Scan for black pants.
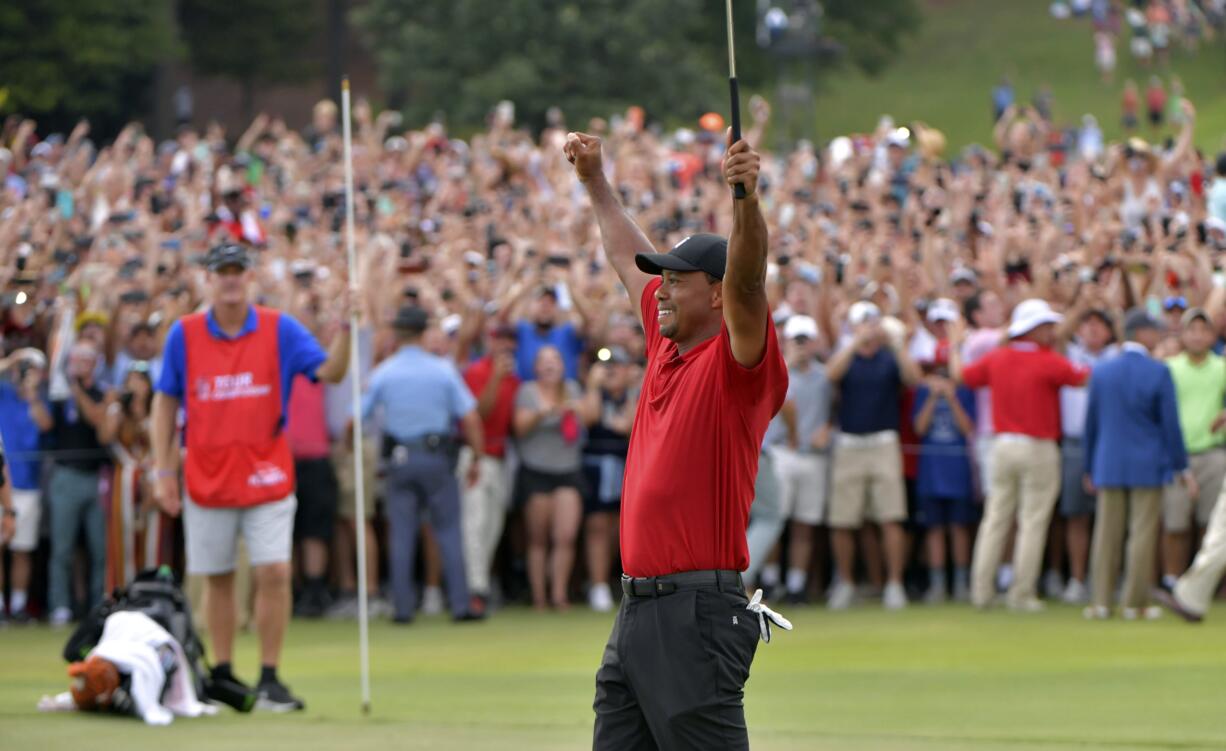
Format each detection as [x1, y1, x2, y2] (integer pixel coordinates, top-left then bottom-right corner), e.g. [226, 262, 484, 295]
[593, 573, 760, 750]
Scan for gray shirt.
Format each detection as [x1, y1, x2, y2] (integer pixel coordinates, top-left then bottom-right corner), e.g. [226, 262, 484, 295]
[765, 360, 833, 451]
[515, 380, 584, 473]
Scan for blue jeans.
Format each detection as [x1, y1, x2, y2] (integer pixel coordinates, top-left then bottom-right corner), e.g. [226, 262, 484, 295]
[48, 465, 105, 614]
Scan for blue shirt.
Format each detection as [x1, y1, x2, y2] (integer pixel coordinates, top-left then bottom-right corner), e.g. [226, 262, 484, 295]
[155, 307, 327, 420]
[838, 349, 902, 435]
[0, 381, 45, 489]
[362, 345, 477, 442]
[515, 320, 583, 381]
[912, 385, 976, 501]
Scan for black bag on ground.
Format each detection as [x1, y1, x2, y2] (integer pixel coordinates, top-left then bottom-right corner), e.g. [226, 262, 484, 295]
[62, 566, 254, 713]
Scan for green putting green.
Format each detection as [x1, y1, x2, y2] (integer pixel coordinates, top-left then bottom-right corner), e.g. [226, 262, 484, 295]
[2, 603, 1224, 750]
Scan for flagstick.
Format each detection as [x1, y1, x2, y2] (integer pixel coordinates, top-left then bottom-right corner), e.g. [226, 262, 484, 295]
[341, 76, 372, 716]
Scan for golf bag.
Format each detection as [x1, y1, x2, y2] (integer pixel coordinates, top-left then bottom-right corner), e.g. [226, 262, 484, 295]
[62, 566, 254, 712]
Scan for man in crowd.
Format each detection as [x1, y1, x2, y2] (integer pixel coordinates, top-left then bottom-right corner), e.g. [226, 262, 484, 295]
[952, 300, 1089, 611]
[826, 301, 921, 610]
[47, 341, 110, 627]
[1160, 308, 1226, 592]
[1053, 308, 1118, 604]
[151, 243, 352, 711]
[362, 306, 485, 624]
[0, 349, 50, 623]
[1083, 310, 1189, 620]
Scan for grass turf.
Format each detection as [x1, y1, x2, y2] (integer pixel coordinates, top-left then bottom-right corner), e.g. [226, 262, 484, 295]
[2, 603, 1225, 750]
[806, 0, 1226, 154]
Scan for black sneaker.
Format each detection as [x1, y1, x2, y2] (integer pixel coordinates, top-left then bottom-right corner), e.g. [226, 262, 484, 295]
[256, 679, 306, 712]
[9, 609, 32, 626]
[206, 668, 256, 713]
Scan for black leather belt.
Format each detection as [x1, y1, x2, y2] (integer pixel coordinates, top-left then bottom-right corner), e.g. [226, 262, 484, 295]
[620, 569, 744, 598]
[381, 433, 455, 459]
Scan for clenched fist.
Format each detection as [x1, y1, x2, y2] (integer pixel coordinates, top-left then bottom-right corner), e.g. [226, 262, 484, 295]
[564, 132, 604, 183]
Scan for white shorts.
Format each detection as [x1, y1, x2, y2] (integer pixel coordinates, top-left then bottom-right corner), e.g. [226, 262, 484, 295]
[184, 494, 297, 575]
[769, 446, 828, 525]
[8, 488, 41, 552]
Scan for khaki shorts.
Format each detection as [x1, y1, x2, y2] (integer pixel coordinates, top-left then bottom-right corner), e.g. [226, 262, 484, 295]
[768, 446, 829, 525]
[8, 488, 41, 552]
[333, 439, 378, 521]
[828, 436, 906, 528]
[1163, 448, 1226, 532]
[184, 494, 296, 575]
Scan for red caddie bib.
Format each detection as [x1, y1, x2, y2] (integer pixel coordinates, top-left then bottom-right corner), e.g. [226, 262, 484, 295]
[182, 306, 295, 507]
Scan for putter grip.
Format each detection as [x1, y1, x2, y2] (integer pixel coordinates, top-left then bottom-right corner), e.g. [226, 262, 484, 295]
[729, 76, 746, 199]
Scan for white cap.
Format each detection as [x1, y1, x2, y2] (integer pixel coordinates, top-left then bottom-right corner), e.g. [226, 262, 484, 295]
[950, 267, 978, 285]
[927, 298, 960, 323]
[885, 127, 910, 148]
[783, 315, 819, 341]
[1206, 216, 1226, 236]
[441, 313, 463, 336]
[848, 301, 882, 326]
[1007, 299, 1063, 338]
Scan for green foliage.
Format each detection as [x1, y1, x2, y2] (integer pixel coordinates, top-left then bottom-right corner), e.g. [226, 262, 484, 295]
[355, 0, 920, 132]
[0, 0, 175, 132]
[177, 0, 321, 105]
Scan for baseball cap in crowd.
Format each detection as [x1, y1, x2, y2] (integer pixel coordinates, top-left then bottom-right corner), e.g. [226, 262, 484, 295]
[950, 267, 978, 287]
[783, 315, 819, 341]
[1007, 299, 1063, 338]
[1123, 308, 1164, 339]
[391, 305, 429, 333]
[1163, 295, 1188, 312]
[1205, 217, 1226, 237]
[1182, 307, 1212, 327]
[635, 233, 727, 281]
[75, 311, 110, 333]
[205, 243, 253, 272]
[926, 298, 960, 323]
[848, 301, 881, 326]
[885, 128, 910, 149]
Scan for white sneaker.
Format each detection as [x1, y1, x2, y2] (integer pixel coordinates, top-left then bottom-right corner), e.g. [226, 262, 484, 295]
[1007, 597, 1046, 613]
[1062, 579, 1089, 605]
[588, 583, 614, 613]
[827, 581, 855, 610]
[1043, 570, 1064, 599]
[883, 582, 908, 610]
[1083, 605, 1111, 620]
[421, 586, 444, 616]
[49, 607, 72, 628]
[996, 565, 1014, 593]
[1122, 606, 1162, 621]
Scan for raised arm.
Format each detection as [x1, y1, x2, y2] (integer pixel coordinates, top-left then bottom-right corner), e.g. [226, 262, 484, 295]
[564, 133, 654, 323]
[721, 135, 770, 368]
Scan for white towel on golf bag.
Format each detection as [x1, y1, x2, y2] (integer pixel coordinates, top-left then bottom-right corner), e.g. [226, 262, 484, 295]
[38, 611, 216, 725]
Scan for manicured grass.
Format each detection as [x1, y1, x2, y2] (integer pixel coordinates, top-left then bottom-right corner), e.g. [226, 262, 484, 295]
[3, 603, 1225, 750]
[807, 0, 1226, 153]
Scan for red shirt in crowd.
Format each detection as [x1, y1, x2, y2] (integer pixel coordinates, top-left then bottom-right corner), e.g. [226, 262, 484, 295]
[462, 356, 519, 459]
[961, 342, 1088, 441]
[620, 277, 788, 578]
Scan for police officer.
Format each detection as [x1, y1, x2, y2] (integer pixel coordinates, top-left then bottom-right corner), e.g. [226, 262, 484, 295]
[363, 305, 485, 623]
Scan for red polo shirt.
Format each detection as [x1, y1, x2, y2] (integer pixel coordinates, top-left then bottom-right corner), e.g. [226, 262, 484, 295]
[462, 355, 519, 459]
[621, 278, 788, 578]
[961, 342, 1088, 441]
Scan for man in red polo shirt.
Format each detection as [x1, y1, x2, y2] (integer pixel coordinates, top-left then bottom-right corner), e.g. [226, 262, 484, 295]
[150, 244, 351, 712]
[950, 299, 1089, 612]
[566, 128, 787, 750]
[460, 322, 520, 613]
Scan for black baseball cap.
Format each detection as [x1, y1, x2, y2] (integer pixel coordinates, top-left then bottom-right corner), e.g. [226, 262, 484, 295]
[635, 233, 727, 281]
[392, 305, 429, 332]
[1123, 308, 1163, 338]
[205, 243, 253, 271]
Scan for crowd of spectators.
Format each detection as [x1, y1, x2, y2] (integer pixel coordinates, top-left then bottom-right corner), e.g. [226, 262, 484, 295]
[2, 81, 1226, 626]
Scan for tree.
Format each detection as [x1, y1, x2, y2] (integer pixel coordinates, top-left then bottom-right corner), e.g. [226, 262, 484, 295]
[177, 0, 322, 121]
[355, 0, 920, 134]
[0, 0, 176, 136]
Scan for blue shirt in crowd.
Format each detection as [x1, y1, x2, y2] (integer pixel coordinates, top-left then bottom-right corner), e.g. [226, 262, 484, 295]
[838, 349, 902, 435]
[912, 384, 977, 501]
[0, 381, 45, 490]
[156, 306, 326, 419]
[515, 320, 583, 381]
[362, 345, 477, 442]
